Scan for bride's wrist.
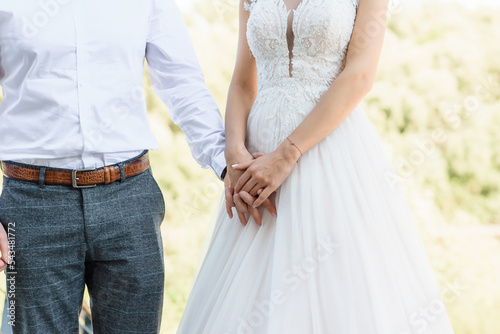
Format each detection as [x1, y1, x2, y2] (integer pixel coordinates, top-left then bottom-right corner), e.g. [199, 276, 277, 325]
[277, 139, 302, 164]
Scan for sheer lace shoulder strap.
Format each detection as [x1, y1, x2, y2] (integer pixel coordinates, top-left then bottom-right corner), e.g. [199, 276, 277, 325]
[244, 0, 257, 12]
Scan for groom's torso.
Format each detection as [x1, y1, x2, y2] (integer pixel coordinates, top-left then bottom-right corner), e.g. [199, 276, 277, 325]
[0, 0, 156, 168]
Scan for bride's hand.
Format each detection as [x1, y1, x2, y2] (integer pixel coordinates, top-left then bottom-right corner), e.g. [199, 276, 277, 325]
[225, 148, 277, 226]
[233, 141, 301, 207]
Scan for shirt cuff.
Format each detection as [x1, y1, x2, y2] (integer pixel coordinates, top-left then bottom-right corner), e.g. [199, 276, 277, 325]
[212, 151, 227, 181]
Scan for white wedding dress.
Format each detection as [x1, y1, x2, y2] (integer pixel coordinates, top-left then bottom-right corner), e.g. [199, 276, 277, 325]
[177, 0, 455, 333]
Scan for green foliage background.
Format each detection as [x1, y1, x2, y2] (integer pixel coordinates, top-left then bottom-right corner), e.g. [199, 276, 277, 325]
[0, 1, 499, 333]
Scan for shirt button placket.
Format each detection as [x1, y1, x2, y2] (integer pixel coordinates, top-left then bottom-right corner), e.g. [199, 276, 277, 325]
[73, 0, 95, 168]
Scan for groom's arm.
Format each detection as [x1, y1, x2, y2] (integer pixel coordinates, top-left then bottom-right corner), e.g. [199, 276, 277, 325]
[145, 0, 226, 180]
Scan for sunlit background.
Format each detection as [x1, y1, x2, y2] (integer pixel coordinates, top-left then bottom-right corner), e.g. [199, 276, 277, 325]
[0, 0, 499, 333]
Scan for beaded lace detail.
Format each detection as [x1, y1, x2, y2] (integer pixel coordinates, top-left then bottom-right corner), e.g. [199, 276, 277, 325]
[244, 0, 359, 133]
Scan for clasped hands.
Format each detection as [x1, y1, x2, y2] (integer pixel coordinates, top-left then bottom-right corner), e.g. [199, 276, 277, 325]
[224, 143, 301, 226]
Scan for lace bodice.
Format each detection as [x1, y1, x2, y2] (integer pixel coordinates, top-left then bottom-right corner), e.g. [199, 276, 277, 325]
[245, 0, 359, 101]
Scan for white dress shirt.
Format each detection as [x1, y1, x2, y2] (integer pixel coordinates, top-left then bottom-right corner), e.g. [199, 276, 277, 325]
[0, 0, 226, 178]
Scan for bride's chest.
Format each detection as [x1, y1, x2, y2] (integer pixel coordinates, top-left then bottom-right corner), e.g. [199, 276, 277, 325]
[247, 0, 359, 49]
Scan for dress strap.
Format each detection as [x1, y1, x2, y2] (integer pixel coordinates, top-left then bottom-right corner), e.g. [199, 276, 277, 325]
[244, 0, 257, 12]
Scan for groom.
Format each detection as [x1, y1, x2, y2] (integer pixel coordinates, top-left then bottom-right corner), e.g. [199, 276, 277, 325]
[0, 0, 231, 333]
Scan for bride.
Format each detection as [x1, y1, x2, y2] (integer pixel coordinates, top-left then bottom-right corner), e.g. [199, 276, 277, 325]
[178, 0, 455, 333]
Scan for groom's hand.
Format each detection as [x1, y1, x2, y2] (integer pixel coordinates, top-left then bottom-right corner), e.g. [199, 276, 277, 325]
[224, 174, 235, 219]
[237, 190, 277, 223]
[233, 142, 300, 208]
[226, 163, 267, 226]
[0, 223, 11, 271]
[225, 150, 276, 226]
[231, 153, 277, 226]
[225, 149, 258, 225]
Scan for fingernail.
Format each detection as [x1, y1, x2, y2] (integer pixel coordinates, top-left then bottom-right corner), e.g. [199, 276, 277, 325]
[231, 164, 238, 168]
[272, 212, 277, 217]
[253, 204, 258, 208]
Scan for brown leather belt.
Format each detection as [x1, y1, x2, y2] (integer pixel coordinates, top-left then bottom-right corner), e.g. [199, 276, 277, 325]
[0, 152, 150, 188]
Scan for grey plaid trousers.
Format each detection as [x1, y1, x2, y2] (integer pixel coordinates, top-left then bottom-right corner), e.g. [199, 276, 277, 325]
[0, 156, 166, 333]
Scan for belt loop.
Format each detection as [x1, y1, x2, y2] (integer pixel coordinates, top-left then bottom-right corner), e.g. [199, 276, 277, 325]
[38, 167, 46, 188]
[118, 163, 126, 183]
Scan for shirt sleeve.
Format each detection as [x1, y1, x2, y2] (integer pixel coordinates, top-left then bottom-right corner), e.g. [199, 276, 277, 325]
[145, 0, 226, 180]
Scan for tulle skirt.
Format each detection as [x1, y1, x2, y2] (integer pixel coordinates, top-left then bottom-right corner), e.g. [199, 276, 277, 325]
[177, 88, 455, 334]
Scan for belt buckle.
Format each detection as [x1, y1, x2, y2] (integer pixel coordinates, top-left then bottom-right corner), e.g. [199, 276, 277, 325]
[72, 168, 97, 189]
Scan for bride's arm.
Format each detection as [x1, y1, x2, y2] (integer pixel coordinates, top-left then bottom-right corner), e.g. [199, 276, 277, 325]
[225, 0, 277, 224]
[234, 0, 390, 207]
[225, 0, 257, 165]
